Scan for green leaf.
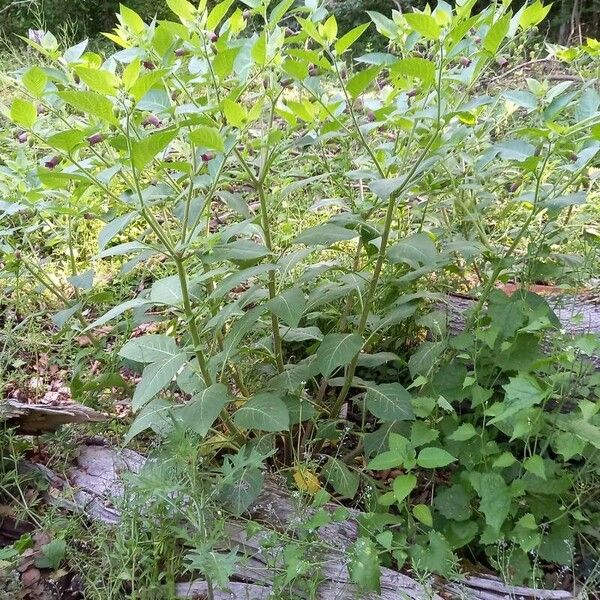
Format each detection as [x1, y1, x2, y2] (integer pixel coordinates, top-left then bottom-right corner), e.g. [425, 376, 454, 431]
[324, 457, 359, 499]
[120, 5, 146, 34]
[410, 531, 454, 576]
[222, 467, 264, 516]
[129, 70, 167, 102]
[519, 1, 553, 30]
[294, 223, 358, 246]
[206, 0, 235, 30]
[85, 298, 150, 330]
[489, 374, 547, 425]
[448, 423, 477, 441]
[58, 90, 118, 125]
[125, 398, 172, 443]
[434, 484, 472, 521]
[234, 393, 290, 432]
[73, 66, 119, 95]
[150, 275, 187, 306]
[524, 455, 546, 479]
[412, 504, 433, 527]
[388, 233, 438, 268]
[22, 66, 47, 97]
[492, 451, 516, 468]
[132, 353, 188, 410]
[283, 394, 317, 423]
[214, 48, 241, 79]
[267, 288, 305, 328]
[189, 126, 224, 152]
[495, 139, 535, 161]
[47, 130, 85, 153]
[367, 450, 402, 470]
[366, 11, 397, 39]
[166, 0, 196, 22]
[369, 176, 407, 200]
[393, 474, 417, 503]
[119, 334, 179, 363]
[181, 383, 231, 437]
[335, 23, 370, 55]
[315, 333, 363, 378]
[470, 472, 511, 531]
[390, 57, 436, 88]
[364, 382, 414, 422]
[251, 30, 267, 66]
[404, 13, 441, 40]
[209, 263, 276, 299]
[35, 539, 66, 570]
[11, 98, 37, 128]
[503, 90, 538, 109]
[268, 362, 316, 391]
[211, 240, 270, 263]
[321, 15, 338, 43]
[483, 14, 510, 54]
[416, 447, 456, 469]
[131, 129, 177, 170]
[269, 0, 294, 24]
[349, 538, 380, 593]
[99, 212, 138, 250]
[346, 66, 381, 99]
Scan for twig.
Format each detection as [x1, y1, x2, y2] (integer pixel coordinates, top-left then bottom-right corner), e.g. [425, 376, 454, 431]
[486, 58, 553, 83]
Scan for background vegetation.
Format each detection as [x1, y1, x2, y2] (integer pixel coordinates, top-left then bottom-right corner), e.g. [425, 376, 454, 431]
[2, 0, 600, 43]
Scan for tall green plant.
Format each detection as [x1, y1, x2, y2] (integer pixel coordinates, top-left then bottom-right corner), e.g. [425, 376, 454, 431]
[2, 0, 599, 590]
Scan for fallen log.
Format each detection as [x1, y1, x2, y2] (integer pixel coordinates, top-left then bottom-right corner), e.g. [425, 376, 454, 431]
[440, 290, 600, 369]
[1, 400, 108, 435]
[29, 443, 574, 600]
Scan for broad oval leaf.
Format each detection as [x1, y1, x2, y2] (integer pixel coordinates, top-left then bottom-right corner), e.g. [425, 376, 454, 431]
[267, 288, 306, 328]
[233, 393, 290, 432]
[315, 333, 363, 378]
[132, 353, 188, 411]
[364, 382, 414, 422]
[180, 383, 231, 437]
[393, 474, 417, 503]
[119, 334, 180, 363]
[324, 457, 359, 499]
[417, 447, 457, 469]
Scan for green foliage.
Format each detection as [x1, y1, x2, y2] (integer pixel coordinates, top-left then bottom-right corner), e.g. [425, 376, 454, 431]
[1, 0, 599, 594]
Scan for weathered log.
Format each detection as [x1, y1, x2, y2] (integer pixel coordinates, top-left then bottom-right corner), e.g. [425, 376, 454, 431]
[29, 443, 574, 600]
[1, 400, 107, 435]
[440, 292, 600, 369]
[176, 580, 273, 599]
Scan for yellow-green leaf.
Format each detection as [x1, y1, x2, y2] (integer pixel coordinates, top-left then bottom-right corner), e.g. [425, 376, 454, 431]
[189, 125, 224, 152]
[335, 23, 370, 55]
[22, 66, 47, 97]
[404, 13, 441, 40]
[74, 66, 120, 96]
[11, 98, 37, 128]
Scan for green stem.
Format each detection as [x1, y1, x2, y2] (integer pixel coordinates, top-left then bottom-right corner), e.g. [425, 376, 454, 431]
[173, 256, 212, 385]
[234, 147, 285, 373]
[173, 255, 245, 444]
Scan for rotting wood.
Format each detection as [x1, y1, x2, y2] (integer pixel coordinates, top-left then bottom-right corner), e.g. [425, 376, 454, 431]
[1, 400, 107, 435]
[439, 292, 600, 369]
[29, 443, 575, 600]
